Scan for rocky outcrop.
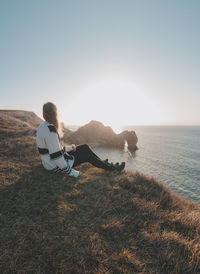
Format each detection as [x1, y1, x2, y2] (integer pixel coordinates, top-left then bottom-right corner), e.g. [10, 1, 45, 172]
[63, 120, 138, 151]
[118, 130, 138, 151]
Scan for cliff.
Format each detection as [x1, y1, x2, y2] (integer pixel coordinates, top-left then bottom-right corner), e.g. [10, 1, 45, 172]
[0, 109, 43, 126]
[63, 120, 138, 151]
[0, 110, 200, 273]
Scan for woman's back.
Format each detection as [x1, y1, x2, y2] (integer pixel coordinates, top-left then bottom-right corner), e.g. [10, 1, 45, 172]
[36, 121, 59, 170]
[36, 121, 49, 148]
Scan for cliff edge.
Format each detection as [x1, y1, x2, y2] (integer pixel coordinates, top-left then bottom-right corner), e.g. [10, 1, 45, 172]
[0, 110, 200, 273]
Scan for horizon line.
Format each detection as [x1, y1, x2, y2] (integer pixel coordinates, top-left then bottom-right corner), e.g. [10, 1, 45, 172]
[67, 123, 200, 127]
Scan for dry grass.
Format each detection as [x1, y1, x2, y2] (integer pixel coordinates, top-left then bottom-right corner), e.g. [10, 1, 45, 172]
[0, 111, 200, 273]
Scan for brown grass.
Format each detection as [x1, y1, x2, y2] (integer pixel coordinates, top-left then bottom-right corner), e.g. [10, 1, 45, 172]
[0, 111, 200, 273]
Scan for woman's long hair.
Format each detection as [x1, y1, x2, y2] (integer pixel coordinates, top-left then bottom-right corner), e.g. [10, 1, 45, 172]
[42, 102, 63, 138]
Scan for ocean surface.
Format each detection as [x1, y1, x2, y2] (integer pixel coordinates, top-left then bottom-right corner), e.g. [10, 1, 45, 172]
[90, 126, 200, 204]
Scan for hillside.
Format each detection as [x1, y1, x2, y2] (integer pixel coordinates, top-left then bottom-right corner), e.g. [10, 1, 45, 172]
[0, 110, 200, 273]
[0, 109, 43, 126]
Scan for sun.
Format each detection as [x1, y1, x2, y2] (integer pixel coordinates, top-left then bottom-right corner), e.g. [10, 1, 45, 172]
[61, 76, 164, 129]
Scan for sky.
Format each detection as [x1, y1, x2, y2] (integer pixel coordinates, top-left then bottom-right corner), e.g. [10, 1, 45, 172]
[0, 0, 200, 129]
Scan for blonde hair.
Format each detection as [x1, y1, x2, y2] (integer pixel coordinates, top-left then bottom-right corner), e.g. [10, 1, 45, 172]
[43, 102, 63, 138]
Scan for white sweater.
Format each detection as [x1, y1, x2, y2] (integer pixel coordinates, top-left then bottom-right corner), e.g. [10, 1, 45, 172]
[36, 122, 79, 178]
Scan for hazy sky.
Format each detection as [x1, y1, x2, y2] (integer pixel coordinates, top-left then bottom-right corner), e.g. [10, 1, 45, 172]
[0, 0, 200, 128]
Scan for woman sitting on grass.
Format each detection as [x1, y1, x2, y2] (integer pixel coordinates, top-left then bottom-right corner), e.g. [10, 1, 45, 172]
[36, 102, 125, 178]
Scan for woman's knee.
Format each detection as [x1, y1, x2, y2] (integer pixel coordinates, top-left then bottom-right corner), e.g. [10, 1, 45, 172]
[81, 144, 90, 149]
[77, 144, 90, 151]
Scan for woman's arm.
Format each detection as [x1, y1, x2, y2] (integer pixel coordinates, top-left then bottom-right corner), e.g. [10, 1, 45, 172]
[45, 128, 79, 177]
[63, 144, 76, 152]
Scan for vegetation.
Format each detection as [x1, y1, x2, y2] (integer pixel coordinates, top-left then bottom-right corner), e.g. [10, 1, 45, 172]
[0, 111, 200, 273]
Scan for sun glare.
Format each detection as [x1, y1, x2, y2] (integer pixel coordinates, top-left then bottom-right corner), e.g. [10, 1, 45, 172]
[62, 77, 164, 130]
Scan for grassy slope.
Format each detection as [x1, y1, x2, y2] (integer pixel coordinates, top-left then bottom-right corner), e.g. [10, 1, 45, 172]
[0, 112, 200, 273]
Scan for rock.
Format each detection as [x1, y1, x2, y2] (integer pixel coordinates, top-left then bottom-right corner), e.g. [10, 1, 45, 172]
[118, 130, 138, 151]
[63, 120, 138, 151]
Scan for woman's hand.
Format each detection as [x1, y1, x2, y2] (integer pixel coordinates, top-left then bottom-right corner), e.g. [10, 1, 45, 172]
[72, 144, 76, 151]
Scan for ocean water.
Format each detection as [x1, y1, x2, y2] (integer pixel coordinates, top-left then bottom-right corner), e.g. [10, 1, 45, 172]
[91, 126, 200, 204]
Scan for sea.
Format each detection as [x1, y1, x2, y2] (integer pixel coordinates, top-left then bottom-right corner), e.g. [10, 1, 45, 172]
[69, 126, 200, 204]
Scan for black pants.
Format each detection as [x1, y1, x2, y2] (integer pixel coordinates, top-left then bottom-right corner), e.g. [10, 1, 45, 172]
[68, 144, 110, 170]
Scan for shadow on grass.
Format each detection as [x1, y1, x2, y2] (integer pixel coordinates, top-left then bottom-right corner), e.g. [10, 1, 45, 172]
[0, 165, 199, 273]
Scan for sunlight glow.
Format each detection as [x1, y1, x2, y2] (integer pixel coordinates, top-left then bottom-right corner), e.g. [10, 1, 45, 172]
[61, 77, 166, 130]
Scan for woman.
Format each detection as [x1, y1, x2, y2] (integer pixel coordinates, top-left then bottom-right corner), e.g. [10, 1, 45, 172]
[36, 102, 125, 178]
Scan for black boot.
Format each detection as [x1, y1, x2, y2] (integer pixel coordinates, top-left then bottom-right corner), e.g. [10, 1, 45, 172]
[104, 159, 125, 172]
[114, 162, 125, 171]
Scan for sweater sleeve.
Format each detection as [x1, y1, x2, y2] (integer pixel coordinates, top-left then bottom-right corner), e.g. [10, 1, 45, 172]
[44, 129, 79, 177]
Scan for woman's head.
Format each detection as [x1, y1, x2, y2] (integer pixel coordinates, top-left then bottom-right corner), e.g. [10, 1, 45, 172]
[43, 102, 63, 138]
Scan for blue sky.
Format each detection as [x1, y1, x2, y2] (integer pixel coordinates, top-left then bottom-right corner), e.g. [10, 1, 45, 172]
[0, 0, 200, 126]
